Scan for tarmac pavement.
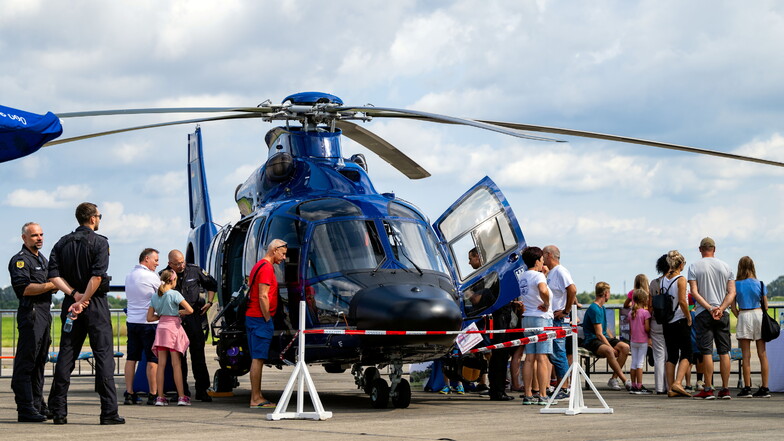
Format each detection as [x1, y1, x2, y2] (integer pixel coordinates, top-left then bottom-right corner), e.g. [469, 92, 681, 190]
[1, 360, 783, 441]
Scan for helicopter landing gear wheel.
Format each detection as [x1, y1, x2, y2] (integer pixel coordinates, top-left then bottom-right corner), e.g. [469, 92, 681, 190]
[369, 378, 390, 409]
[391, 378, 411, 408]
[213, 368, 237, 393]
[363, 367, 380, 395]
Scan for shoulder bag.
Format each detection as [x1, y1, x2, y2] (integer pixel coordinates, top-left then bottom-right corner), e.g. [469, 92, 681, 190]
[759, 281, 780, 342]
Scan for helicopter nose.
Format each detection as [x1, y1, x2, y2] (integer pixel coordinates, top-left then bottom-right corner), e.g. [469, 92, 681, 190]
[348, 284, 463, 341]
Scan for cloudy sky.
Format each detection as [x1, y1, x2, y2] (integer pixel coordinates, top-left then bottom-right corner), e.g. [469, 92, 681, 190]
[2, 0, 784, 295]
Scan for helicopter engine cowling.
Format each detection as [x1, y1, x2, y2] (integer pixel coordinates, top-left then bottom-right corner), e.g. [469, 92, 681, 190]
[348, 283, 462, 347]
[265, 152, 294, 182]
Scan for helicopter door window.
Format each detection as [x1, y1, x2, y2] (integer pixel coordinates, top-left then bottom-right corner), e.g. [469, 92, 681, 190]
[463, 271, 499, 317]
[438, 187, 504, 243]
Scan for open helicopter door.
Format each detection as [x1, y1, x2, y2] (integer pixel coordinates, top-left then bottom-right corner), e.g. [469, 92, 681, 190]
[432, 176, 526, 320]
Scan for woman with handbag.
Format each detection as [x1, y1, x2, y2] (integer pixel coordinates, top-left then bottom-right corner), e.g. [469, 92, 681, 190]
[731, 256, 771, 398]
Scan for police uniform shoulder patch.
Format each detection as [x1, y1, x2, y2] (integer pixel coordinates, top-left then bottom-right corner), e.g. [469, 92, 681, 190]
[16, 260, 25, 268]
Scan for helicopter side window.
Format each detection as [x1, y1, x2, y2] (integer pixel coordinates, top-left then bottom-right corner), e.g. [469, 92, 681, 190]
[383, 220, 448, 273]
[307, 220, 384, 277]
[243, 216, 266, 275]
[265, 216, 306, 305]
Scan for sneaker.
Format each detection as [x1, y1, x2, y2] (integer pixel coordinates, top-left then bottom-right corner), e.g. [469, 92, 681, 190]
[521, 395, 537, 405]
[629, 386, 640, 395]
[554, 389, 570, 400]
[147, 394, 156, 406]
[638, 386, 653, 395]
[693, 388, 715, 400]
[683, 385, 695, 393]
[537, 396, 556, 405]
[473, 384, 489, 394]
[455, 383, 465, 395]
[154, 397, 168, 406]
[439, 385, 451, 395]
[177, 396, 191, 406]
[737, 386, 753, 398]
[752, 387, 771, 398]
[624, 379, 633, 391]
[718, 388, 732, 400]
[696, 380, 705, 391]
[123, 391, 136, 405]
[607, 378, 622, 391]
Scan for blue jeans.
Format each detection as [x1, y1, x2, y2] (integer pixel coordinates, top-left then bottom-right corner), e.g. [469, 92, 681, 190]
[549, 317, 569, 379]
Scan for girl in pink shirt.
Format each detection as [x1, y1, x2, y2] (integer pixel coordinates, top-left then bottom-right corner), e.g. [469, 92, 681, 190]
[627, 289, 652, 394]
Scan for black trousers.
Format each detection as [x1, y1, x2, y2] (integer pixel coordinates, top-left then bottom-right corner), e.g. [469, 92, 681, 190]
[48, 296, 118, 418]
[12, 303, 51, 414]
[181, 312, 210, 394]
[488, 347, 512, 398]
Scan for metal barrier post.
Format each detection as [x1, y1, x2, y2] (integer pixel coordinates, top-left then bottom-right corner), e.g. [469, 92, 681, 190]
[267, 300, 332, 420]
[541, 304, 613, 415]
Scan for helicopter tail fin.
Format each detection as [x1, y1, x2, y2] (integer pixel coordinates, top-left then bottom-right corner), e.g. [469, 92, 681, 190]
[186, 127, 217, 267]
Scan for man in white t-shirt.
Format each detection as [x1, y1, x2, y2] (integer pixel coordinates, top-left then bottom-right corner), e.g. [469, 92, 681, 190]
[543, 245, 576, 397]
[688, 237, 736, 400]
[123, 248, 161, 405]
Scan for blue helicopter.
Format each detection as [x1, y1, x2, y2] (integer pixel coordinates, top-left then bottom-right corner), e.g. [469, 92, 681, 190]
[4, 92, 783, 408]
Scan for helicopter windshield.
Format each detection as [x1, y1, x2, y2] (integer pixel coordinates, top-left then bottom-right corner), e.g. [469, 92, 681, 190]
[307, 220, 385, 277]
[384, 220, 448, 273]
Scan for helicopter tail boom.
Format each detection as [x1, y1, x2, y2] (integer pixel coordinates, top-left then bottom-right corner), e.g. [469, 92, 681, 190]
[186, 127, 217, 266]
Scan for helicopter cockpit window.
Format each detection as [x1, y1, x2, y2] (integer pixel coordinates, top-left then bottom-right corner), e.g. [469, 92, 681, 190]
[307, 220, 384, 277]
[295, 198, 362, 221]
[305, 276, 362, 325]
[383, 220, 448, 273]
[388, 201, 426, 222]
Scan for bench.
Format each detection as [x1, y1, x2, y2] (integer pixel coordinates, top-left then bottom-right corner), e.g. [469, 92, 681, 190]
[712, 347, 744, 389]
[48, 351, 125, 375]
[578, 346, 744, 389]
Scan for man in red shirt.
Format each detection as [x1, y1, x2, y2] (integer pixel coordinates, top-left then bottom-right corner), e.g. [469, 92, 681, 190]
[246, 239, 287, 408]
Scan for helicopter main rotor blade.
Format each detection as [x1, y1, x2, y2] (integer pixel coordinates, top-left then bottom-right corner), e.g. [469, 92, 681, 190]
[474, 119, 784, 169]
[337, 106, 566, 143]
[43, 113, 261, 147]
[335, 120, 431, 179]
[56, 107, 272, 118]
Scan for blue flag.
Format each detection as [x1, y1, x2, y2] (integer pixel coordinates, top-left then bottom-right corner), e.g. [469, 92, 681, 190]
[0, 105, 63, 163]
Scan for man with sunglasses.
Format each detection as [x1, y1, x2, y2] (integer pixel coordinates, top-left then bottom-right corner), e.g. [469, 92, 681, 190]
[47, 202, 124, 425]
[162, 249, 218, 401]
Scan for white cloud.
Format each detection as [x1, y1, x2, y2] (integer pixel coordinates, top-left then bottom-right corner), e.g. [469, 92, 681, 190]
[4, 185, 91, 208]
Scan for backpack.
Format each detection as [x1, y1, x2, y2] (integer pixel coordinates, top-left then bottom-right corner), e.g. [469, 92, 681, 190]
[652, 275, 682, 324]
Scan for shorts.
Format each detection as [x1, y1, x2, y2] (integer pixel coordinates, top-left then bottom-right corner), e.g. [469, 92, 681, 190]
[246, 315, 274, 360]
[693, 310, 731, 355]
[126, 322, 158, 363]
[522, 316, 553, 354]
[736, 309, 763, 341]
[584, 337, 621, 356]
[663, 318, 692, 364]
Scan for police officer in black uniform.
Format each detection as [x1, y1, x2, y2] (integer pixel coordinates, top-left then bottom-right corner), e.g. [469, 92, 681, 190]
[163, 249, 218, 401]
[9, 222, 57, 422]
[46, 202, 124, 425]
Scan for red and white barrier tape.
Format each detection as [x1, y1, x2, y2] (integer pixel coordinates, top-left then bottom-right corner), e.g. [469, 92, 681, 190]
[467, 329, 572, 354]
[301, 326, 576, 336]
